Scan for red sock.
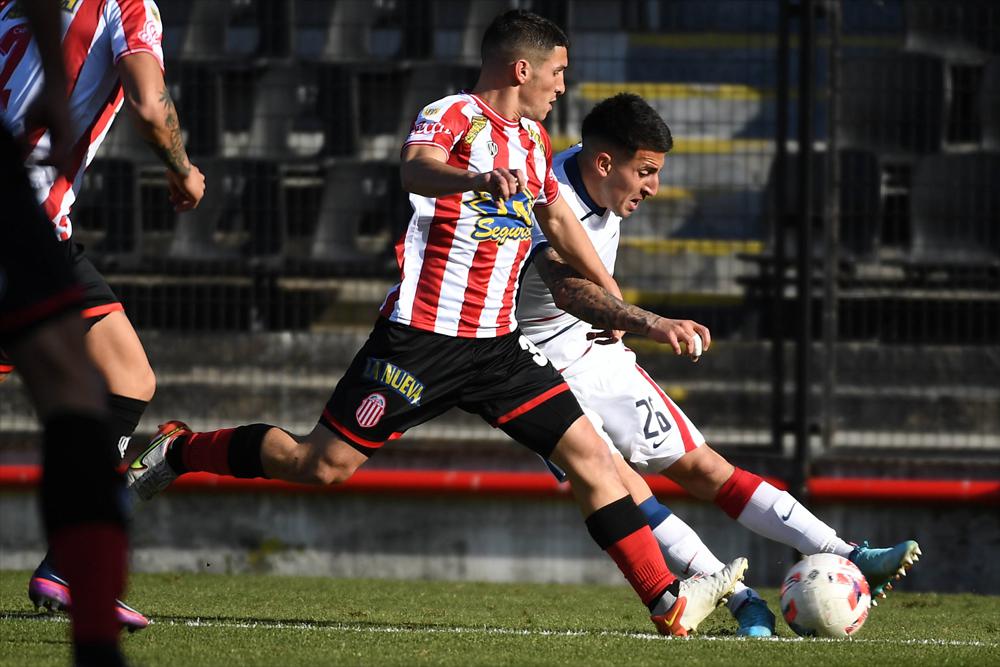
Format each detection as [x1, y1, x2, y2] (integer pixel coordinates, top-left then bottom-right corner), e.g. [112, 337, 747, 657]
[606, 526, 677, 607]
[49, 523, 127, 644]
[714, 467, 764, 519]
[585, 496, 676, 608]
[180, 429, 234, 475]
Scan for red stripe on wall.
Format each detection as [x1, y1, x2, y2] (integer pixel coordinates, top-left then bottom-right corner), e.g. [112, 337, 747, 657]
[0, 466, 995, 504]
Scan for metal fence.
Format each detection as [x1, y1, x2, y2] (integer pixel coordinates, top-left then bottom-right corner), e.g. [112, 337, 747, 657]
[1, 0, 997, 480]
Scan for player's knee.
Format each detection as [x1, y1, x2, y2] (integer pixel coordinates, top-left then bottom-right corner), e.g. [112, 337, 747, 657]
[137, 363, 156, 401]
[669, 446, 733, 499]
[552, 422, 617, 480]
[307, 450, 361, 486]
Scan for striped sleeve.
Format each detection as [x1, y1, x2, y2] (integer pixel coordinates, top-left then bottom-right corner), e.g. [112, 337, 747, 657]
[402, 98, 470, 158]
[106, 0, 164, 69]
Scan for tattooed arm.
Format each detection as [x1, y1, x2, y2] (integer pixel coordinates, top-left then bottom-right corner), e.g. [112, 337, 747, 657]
[117, 53, 205, 211]
[534, 246, 711, 359]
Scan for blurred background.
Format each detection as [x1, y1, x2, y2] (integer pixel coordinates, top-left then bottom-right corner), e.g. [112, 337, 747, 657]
[1, 0, 998, 593]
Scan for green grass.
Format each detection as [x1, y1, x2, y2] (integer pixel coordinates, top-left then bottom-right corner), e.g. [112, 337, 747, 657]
[2, 571, 998, 666]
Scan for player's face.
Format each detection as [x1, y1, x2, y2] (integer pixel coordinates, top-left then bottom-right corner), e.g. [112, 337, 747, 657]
[522, 46, 568, 120]
[603, 149, 665, 218]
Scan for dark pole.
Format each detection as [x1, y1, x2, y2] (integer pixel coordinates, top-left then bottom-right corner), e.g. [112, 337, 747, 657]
[793, 0, 815, 503]
[772, 0, 791, 455]
[822, 1, 842, 455]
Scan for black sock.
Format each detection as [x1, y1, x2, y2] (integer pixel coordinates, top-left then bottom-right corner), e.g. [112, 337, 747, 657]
[107, 393, 148, 463]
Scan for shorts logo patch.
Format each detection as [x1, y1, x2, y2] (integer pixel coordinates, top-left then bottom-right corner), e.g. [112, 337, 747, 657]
[363, 358, 425, 405]
[355, 392, 386, 428]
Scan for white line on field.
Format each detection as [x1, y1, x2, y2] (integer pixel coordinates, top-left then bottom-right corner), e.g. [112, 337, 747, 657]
[5, 613, 997, 648]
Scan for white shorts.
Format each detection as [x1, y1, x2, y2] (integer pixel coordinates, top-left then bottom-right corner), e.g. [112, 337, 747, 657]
[562, 342, 705, 473]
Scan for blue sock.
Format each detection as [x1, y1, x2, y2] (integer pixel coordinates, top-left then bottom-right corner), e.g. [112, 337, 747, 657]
[637, 496, 672, 530]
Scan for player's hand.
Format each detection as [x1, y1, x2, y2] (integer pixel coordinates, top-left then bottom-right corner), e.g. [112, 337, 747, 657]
[24, 83, 73, 173]
[474, 168, 526, 201]
[167, 163, 205, 212]
[648, 317, 711, 361]
[586, 329, 622, 345]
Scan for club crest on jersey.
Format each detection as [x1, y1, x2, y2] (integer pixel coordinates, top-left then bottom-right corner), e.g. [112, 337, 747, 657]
[465, 116, 488, 145]
[355, 393, 386, 428]
[363, 358, 425, 405]
[138, 18, 162, 46]
[486, 141, 499, 156]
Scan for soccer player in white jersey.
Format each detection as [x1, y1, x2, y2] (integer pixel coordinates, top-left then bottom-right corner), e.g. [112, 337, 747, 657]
[517, 93, 922, 635]
[130, 11, 748, 636]
[0, 0, 204, 631]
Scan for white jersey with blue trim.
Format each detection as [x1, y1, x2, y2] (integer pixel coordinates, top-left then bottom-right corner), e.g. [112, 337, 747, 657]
[517, 144, 622, 372]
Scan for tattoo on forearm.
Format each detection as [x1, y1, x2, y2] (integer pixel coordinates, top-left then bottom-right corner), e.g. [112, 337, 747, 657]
[143, 88, 190, 176]
[535, 248, 660, 334]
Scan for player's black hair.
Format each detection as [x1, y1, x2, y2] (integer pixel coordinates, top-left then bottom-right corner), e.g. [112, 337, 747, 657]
[481, 10, 569, 65]
[581, 93, 673, 155]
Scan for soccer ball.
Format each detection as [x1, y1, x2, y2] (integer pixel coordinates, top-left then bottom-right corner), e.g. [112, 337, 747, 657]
[779, 553, 871, 638]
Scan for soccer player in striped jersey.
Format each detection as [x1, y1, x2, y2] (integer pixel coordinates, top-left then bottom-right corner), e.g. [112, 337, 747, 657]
[1, 0, 204, 630]
[516, 94, 921, 633]
[1, 2, 129, 664]
[130, 10, 748, 636]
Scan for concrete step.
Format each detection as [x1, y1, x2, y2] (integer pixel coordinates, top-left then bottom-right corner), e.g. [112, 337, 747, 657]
[4, 339, 996, 450]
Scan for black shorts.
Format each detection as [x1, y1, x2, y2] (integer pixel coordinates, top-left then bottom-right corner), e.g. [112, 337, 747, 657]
[320, 318, 584, 458]
[0, 128, 82, 347]
[63, 240, 122, 327]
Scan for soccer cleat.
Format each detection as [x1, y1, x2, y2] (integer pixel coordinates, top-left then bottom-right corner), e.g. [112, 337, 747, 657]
[733, 594, 775, 638]
[28, 561, 149, 632]
[849, 539, 921, 601]
[651, 557, 749, 637]
[127, 420, 189, 500]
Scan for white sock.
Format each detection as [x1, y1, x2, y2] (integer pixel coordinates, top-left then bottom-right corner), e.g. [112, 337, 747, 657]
[653, 513, 726, 577]
[651, 513, 751, 617]
[736, 481, 853, 557]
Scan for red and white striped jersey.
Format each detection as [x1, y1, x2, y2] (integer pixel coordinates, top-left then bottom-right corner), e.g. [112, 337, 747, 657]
[0, 0, 163, 240]
[380, 92, 562, 338]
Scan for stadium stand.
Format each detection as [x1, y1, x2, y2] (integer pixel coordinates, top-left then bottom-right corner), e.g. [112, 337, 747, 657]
[3, 0, 997, 481]
[903, 0, 1000, 61]
[982, 57, 1000, 149]
[72, 158, 141, 261]
[908, 151, 1000, 265]
[839, 51, 947, 155]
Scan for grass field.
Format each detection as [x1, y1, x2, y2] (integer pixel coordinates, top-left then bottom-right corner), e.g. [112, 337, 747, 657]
[1, 571, 998, 666]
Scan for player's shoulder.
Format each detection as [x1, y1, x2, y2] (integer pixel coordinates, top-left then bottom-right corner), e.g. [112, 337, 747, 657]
[416, 94, 475, 122]
[552, 144, 583, 182]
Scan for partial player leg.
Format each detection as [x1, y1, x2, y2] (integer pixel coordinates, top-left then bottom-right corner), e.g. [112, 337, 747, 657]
[8, 314, 128, 667]
[128, 419, 368, 499]
[547, 417, 746, 636]
[612, 456, 774, 637]
[664, 445, 920, 600]
[30, 310, 152, 631]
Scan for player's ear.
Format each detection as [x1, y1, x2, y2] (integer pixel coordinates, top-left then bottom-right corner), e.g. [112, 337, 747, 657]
[514, 58, 531, 85]
[595, 151, 613, 177]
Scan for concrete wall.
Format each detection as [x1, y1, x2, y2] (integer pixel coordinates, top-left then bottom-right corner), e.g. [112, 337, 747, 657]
[2, 489, 996, 594]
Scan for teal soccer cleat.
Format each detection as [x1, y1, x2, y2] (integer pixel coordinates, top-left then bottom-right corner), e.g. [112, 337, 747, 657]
[733, 594, 775, 637]
[849, 540, 921, 603]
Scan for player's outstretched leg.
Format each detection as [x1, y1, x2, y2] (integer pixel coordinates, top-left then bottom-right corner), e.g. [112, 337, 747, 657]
[28, 558, 149, 631]
[650, 557, 748, 636]
[849, 540, 921, 602]
[666, 448, 922, 602]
